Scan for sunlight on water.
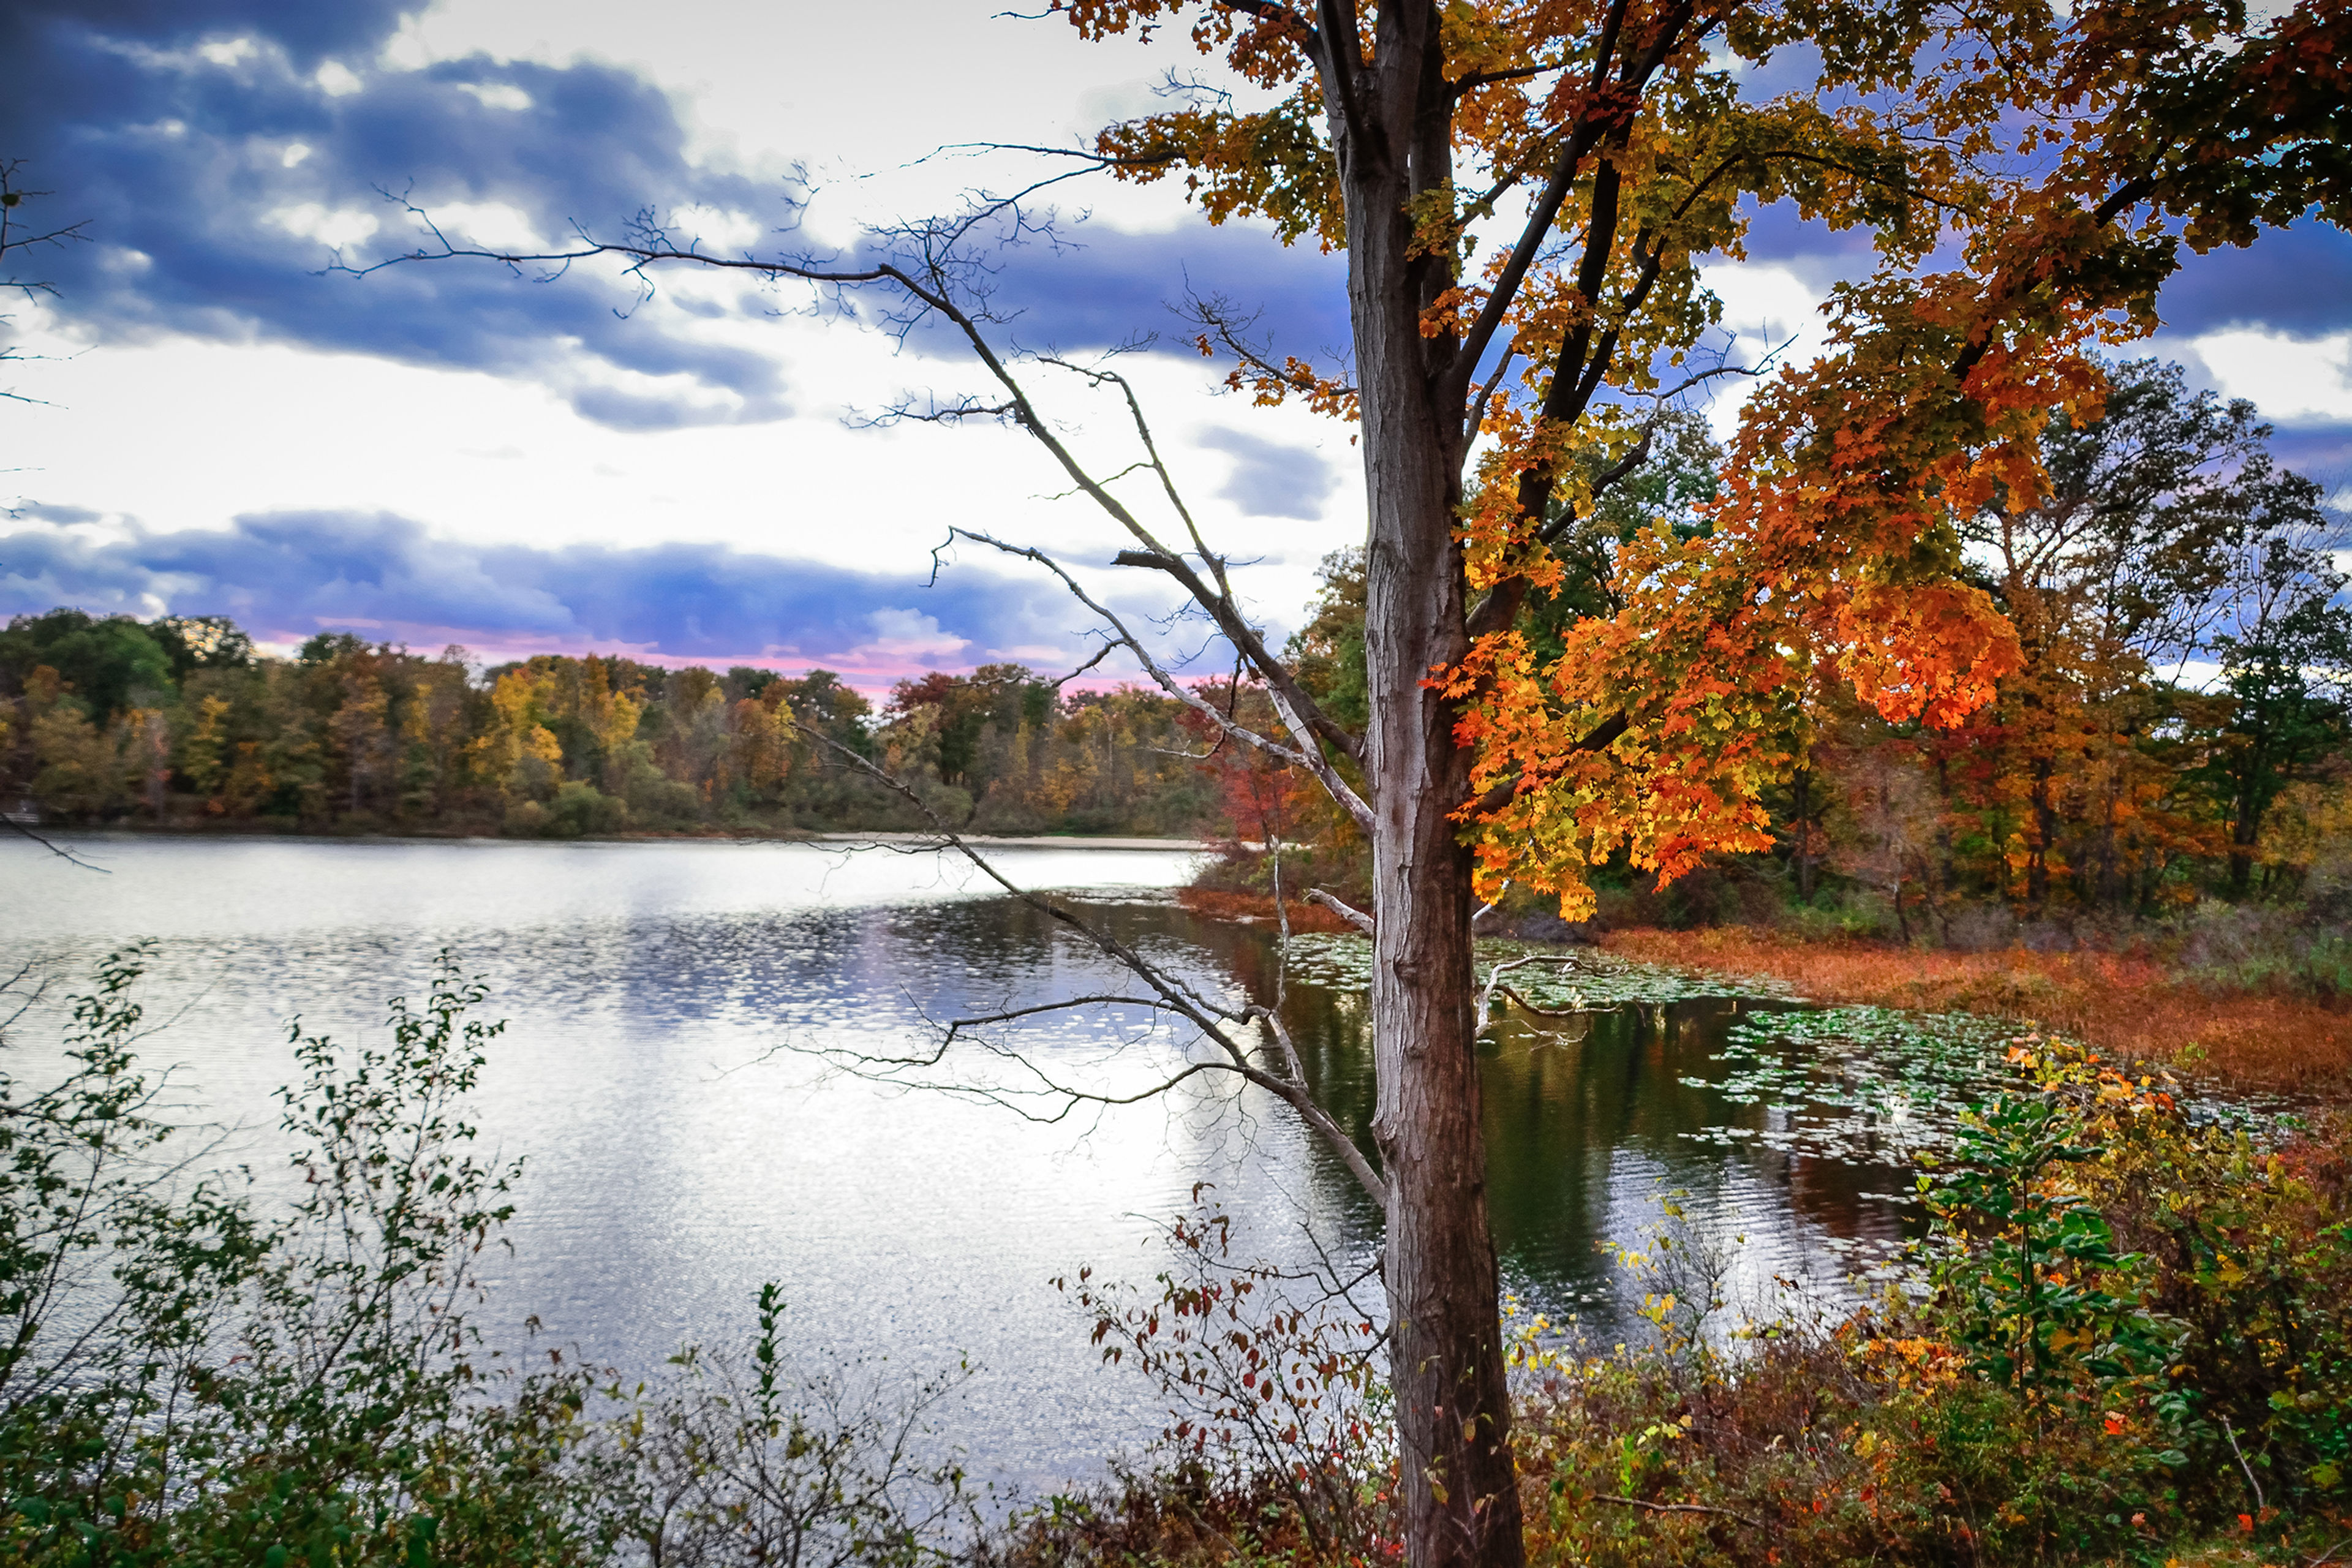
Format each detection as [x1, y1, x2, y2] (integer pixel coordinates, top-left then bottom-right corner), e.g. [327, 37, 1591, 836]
[2, 834, 1961, 1487]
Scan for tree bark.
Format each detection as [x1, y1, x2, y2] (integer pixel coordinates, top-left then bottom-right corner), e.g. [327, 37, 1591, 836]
[1341, 11, 1526, 1564]
[1361, 358, 1526, 1568]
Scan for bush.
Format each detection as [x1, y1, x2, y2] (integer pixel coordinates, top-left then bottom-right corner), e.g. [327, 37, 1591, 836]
[546, 780, 629, 837]
[1000, 1196, 1396, 1568]
[0, 952, 974, 1566]
[0, 948, 592, 1564]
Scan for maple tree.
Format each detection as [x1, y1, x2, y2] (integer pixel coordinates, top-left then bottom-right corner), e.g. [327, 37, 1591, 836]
[1049, 4, 2346, 1563]
[356, 0, 2348, 1561]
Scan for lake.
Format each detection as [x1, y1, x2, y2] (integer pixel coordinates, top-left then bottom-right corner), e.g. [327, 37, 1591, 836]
[0, 834, 1946, 1490]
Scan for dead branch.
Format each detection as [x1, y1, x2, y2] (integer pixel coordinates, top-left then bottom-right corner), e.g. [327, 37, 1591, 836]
[1030, 352, 1364, 766]
[1474, 954, 1620, 1039]
[1304, 888, 1374, 934]
[788, 720, 1388, 1209]
[4, 815, 111, 873]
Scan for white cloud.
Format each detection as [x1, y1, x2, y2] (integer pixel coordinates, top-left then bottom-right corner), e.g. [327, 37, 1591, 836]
[454, 81, 533, 111]
[281, 141, 313, 168]
[1692, 261, 1831, 436]
[420, 201, 545, 251]
[2183, 328, 2352, 424]
[198, 37, 257, 68]
[266, 203, 382, 250]
[856, 608, 969, 662]
[314, 59, 364, 96]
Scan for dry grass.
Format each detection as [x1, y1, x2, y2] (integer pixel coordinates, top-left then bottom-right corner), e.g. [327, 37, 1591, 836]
[1602, 927, 2352, 1098]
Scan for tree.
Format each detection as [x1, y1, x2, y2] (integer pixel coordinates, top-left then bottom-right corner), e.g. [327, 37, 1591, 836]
[364, 2, 2348, 1561]
[2204, 519, 2351, 897]
[0, 610, 175, 722]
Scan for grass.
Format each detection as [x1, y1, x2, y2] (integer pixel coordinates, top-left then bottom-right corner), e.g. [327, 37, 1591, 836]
[1600, 926, 2352, 1097]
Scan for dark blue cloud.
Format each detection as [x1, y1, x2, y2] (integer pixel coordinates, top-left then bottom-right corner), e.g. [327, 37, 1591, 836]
[976, 222, 1352, 361]
[1724, 195, 2351, 352]
[0, 0, 1355, 433]
[2154, 224, 2352, 339]
[2267, 426, 2352, 484]
[2, 2, 790, 429]
[1194, 427, 1337, 520]
[0, 510, 1130, 678]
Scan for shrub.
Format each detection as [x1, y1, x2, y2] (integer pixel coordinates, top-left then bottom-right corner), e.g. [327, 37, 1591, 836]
[0, 953, 975, 1566]
[1023, 1194, 1397, 1567]
[546, 780, 630, 837]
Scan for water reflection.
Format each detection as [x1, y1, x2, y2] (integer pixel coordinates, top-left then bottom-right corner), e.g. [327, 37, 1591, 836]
[2, 836, 1923, 1485]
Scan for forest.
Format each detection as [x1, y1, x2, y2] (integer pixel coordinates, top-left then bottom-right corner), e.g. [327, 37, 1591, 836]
[0, 622, 1224, 841]
[4, 360, 2347, 943]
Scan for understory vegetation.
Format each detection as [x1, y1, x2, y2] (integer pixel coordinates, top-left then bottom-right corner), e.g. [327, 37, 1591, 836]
[10, 951, 2347, 1568]
[1006, 1043, 2352, 1568]
[0, 951, 976, 1567]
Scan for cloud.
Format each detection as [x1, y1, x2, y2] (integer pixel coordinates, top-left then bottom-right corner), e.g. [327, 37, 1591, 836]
[1705, 203, 2352, 372]
[1194, 427, 1338, 521]
[0, 0, 1357, 435]
[2154, 224, 2352, 339]
[973, 221, 1351, 361]
[0, 508, 1125, 682]
[1, 1, 790, 429]
[2177, 328, 2352, 426]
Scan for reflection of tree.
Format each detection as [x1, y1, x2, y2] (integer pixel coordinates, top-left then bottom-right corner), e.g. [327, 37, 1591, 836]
[1260, 979, 1921, 1316]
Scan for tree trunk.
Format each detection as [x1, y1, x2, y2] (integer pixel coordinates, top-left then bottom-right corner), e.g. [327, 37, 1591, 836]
[1343, 15, 1525, 1562]
[1362, 416, 1525, 1568]
[2227, 726, 2268, 899]
[1792, 769, 1814, 899]
[2027, 757, 2055, 910]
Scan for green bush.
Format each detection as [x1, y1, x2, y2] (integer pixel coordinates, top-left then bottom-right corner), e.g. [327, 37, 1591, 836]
[1927, 1039, 2352, 1512]
[0, 952, 973, 1566]
[546, 780, 630, 837]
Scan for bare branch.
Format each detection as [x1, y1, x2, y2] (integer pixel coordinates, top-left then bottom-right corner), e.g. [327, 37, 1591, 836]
[1304, 888, 1374, 934]
[4, 815, 111, 873]
[947, 526, 1376, 837]
[1249, 1002, 1390, 1205]
[788, 719, 1387, 1208]
[1031, 351, 1363, 764]
[1050, 641, 1119, 688]
[1474, 954, 1609, 1039]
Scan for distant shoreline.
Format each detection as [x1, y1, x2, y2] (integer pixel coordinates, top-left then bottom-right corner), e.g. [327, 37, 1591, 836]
[806, 831, 1224, 853]
[12, 822, 1228, 853]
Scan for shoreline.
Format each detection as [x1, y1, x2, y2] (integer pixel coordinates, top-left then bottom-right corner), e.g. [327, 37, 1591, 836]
[1164, 891, 2352, 1101]
[12, 822, 1225, 853]
[1599, 924, 2352, 1099]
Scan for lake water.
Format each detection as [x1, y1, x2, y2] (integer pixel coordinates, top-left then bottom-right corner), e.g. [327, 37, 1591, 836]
[0, 835, 1938, 1489]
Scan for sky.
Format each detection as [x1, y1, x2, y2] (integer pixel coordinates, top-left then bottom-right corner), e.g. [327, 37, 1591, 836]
[2, 0, 2347, 690]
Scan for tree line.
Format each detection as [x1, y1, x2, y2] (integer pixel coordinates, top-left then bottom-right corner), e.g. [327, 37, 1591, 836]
[0, 617, 1223, 840]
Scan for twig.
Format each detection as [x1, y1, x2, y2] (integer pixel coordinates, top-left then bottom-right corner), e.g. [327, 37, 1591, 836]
[1593, 1494, 1763, 1529]
[785, 720, 1390, 1211]
[4, 814, 111, 872]
[2222, 1415, 2266, 1514]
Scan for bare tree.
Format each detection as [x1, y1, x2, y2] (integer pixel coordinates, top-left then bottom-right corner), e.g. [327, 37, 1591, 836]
[0, 159, 86, 412]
